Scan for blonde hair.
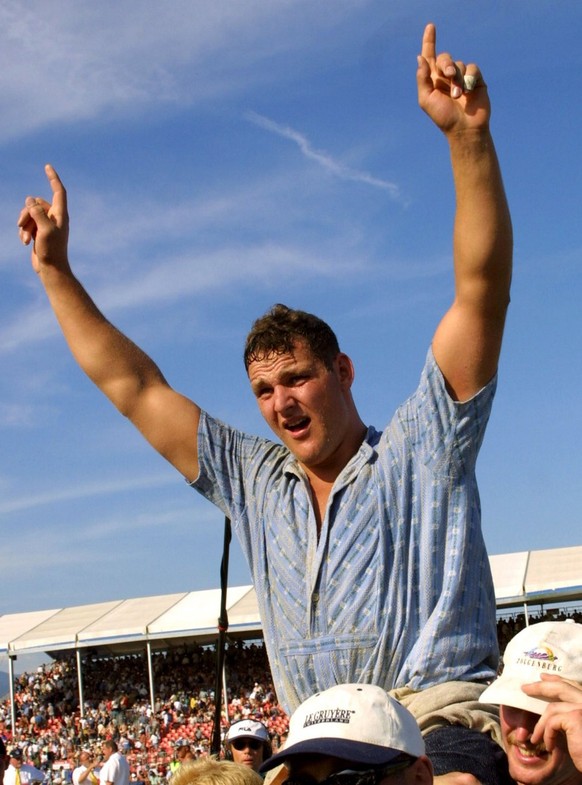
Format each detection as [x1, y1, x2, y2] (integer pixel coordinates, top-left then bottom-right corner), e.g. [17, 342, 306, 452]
[170, 759, 262, 785]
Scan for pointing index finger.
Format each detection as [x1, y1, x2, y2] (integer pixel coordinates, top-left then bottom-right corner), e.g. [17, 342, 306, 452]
[45, 163, 68, 221]
[421, 22, 436, 62]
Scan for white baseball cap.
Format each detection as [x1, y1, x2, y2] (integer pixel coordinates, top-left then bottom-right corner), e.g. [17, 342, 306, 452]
[226, 719, 270, 744]
[480, 621, 582, 715]
[260, 684, 424, 773]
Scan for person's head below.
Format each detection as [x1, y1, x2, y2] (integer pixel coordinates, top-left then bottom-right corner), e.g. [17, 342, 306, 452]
[176, 742, 192, 762]
[169, 758, 262, 785]
[79, 750, 93, 767]
[9, 749, 23, 769]
[244, 305, 365, 478]
[225, 720, 272, 773]
[102, 740, 118, 761]
[260, 683, 432, 785]
[480, 620, 582, 785]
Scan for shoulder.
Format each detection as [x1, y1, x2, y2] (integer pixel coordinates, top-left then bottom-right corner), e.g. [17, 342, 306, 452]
[195, 408, 286, 485]
[400, 346, 496, 422]
[198, 409, 276, 451]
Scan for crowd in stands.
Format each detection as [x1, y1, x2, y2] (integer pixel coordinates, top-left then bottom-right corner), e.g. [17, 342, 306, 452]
[1, 607, 580, 785]
[495, 606, 582, 653]
[0, 641, 287, 784]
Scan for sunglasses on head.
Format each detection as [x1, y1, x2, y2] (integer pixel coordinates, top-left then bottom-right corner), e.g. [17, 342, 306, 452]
[282, 757, 415, 785]
[232, 738, 263, 751]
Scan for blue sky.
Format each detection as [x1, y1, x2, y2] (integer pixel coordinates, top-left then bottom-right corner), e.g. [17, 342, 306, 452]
[1, 1, 581, 624]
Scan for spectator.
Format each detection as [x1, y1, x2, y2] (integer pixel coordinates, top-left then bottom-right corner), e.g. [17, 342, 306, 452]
[169, 744, 191, 775]
[480, 621, 582, 785]
[4, 750, 45, 785]
[72, 751, 100, 785]
[260, 683, 431, 785]
[170, 760, 261, 785]
[225, 721, 271, 774]
[523, 677, 582, 780]
[98, 742, 129, 785]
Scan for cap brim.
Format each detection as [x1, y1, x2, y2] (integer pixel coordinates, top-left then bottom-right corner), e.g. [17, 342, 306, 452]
[260, 738, 402, 773]
[479, 676, 550, 716]
[227, 733, 270, 744]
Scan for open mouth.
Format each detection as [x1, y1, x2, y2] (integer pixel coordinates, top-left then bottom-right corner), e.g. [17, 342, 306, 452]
[514, 743, 548, 761]
[284, 417, 310, 433]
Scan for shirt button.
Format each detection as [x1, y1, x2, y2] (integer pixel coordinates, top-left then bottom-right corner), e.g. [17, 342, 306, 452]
[312, 592, 320, 604]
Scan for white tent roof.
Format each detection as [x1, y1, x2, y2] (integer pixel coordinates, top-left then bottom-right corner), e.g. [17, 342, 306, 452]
[489, 551, 530, 605]
[0, 609, 61, 653]
[1, 586, 262, 659]
[77, 593, 188, 648]
[1, 546, 581, 661]
[522, 546, 582, 600]
[490, 545, 582, 606]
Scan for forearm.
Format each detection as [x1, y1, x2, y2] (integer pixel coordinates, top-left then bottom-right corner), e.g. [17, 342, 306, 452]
[449, 127, 513, 315]
[432, 126, 513, 399]
[40, 265, 167, 417]
[76, 766, 96, 784]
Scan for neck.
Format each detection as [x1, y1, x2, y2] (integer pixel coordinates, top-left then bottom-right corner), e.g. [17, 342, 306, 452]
[301, 421, 367, 534]
[302, 420, 367, 485]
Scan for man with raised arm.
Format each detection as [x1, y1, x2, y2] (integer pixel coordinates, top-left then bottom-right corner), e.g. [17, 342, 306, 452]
[18, 24, 512, 785]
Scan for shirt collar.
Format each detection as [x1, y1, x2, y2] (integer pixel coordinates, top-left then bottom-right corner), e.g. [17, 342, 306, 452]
[282, 425, 380, 482]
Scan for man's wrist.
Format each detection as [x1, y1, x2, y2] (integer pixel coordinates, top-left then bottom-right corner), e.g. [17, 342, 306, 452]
[446, 126, 493, 154]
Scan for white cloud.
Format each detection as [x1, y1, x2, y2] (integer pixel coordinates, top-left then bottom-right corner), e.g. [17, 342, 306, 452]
[0, 302, 60, 352]
[0, 472, 175, 515]
[0, 0, 373, 143]
[1, 170, 374, 353]
[0, 240, 364, 353]
[0, 403, 36, 428]
[246, 111, 401, 197]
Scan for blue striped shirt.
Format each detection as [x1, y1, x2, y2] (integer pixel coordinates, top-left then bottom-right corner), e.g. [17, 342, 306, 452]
[192, 347, 499, 713]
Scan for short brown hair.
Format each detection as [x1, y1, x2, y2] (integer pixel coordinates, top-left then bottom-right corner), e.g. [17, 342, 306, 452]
[244, 304, 340, 371]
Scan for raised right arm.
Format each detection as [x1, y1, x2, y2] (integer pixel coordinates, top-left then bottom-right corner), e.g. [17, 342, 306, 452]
[18, 165, 201, 482]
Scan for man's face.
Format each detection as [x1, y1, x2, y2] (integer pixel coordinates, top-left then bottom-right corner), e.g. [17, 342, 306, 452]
[285, 755, 349, 783]
[248, 341, 354, 477]
[500, 704, 582, 785]
[101, 746, 112, 763]
[229, 738, 264, 772]
[9, 758, 21, 770]
[283, 754, 431, 785]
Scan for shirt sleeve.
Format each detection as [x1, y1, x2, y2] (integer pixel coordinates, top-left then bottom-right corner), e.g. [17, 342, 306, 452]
[189, 410, 285, 520]
[396, 346, 497, 477]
